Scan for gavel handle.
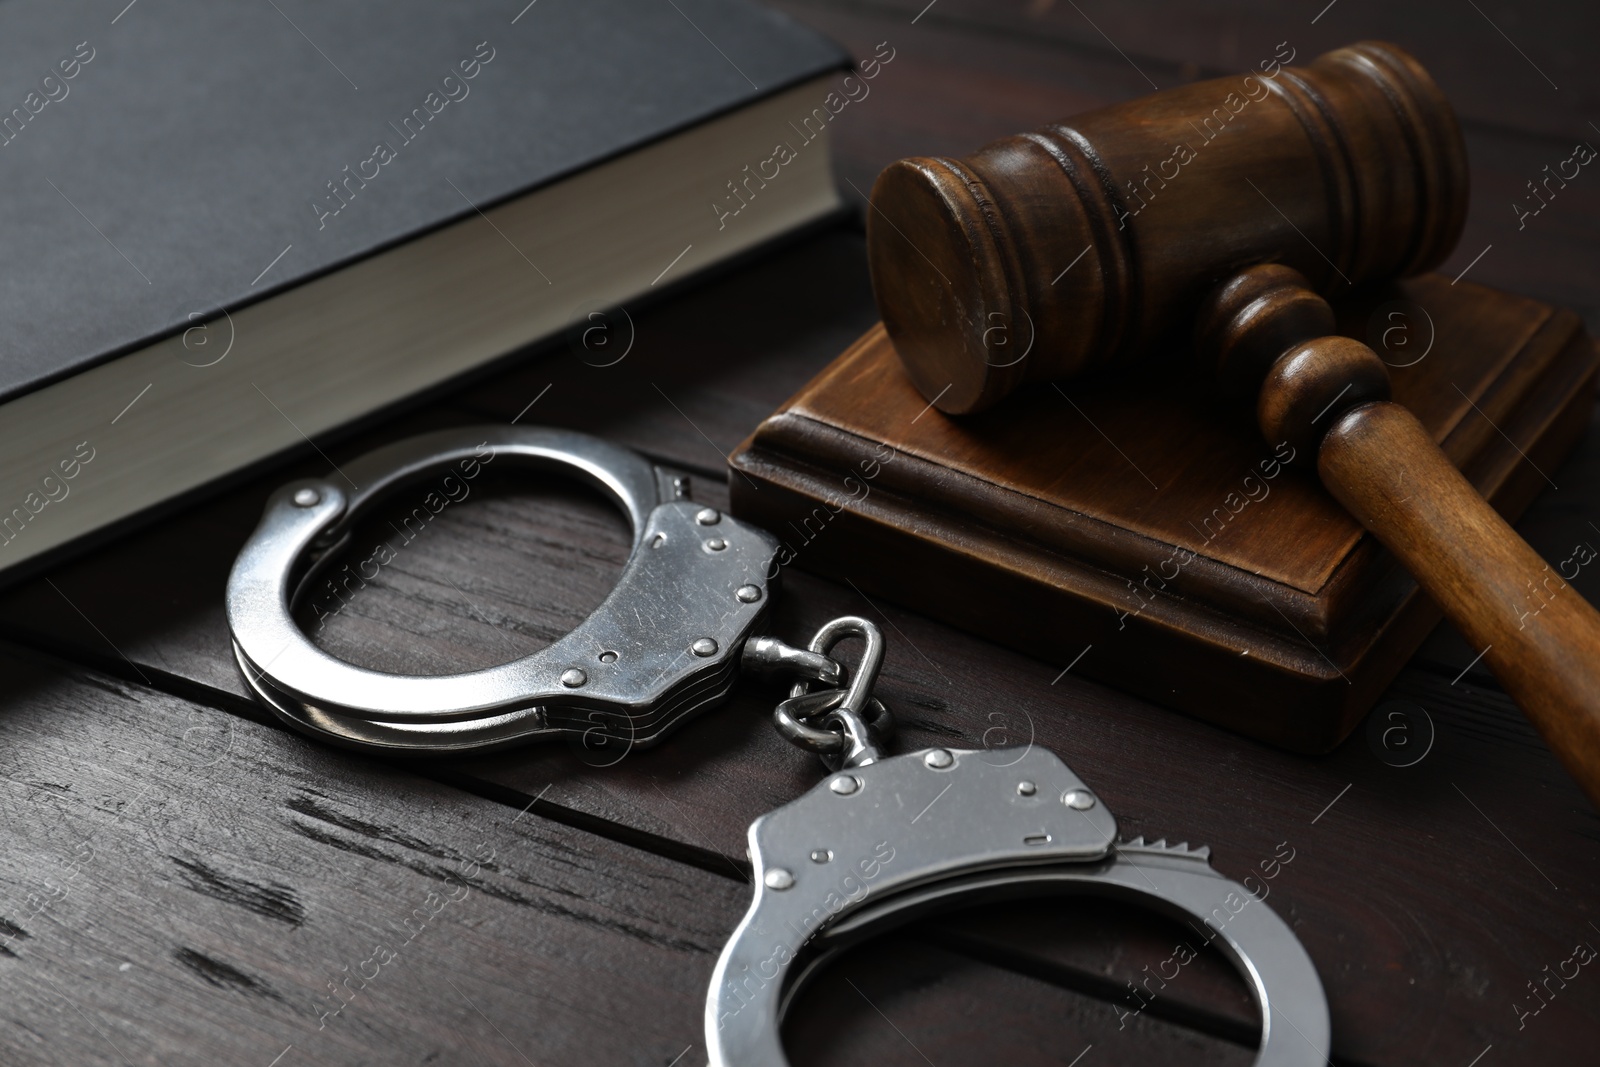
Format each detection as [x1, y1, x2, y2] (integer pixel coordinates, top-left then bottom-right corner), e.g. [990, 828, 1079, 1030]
[1319, 400, 1600, 806]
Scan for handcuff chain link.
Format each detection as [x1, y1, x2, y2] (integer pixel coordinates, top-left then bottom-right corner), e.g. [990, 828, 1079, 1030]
[741, 616, 893, 765]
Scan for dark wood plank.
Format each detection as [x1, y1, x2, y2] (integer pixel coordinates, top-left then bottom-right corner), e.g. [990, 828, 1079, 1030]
[783, 934, 1255, 1066]
[0, 608, 1285, 1067]
[1445, 125, 1600, 330]
[0, 8, 1594, 1067]
[780, 0, 1600, 140]
[771, 3, 1164, 213]
[935, 672, 1600, 1065]
[920, 898, 1261, 1046]
[0, 645, 746, 1066]
[451, 226, 883, 478]
[0, 345, 1272, 1046]
[299, 465, 633, 678]
[4, 443, 1598, 1063]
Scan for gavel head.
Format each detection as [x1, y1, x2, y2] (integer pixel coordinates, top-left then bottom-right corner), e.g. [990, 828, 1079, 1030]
[866, 41, 1469, 414]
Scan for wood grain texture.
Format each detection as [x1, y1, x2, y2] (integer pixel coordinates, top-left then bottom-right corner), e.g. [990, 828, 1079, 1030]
[1194, 264, 1600, 804]
[784, 934, 1255, 1066]
[1414, 403, 1600, 679]
[917, 897, 1261, 1046]
[867, 41, 1467, 412]
[782, 0, 1600, 141]
[2, 446, 1598, 1063]
[0, 354, 1275, 1050]
[1321, 400, 1600, 806]
[0, 4, 1594, 1065]
[0, 646, 745, 1066]
[727, 276, 1598, 750]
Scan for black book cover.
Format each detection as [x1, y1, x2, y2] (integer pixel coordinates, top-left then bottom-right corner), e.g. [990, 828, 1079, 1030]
[0, 0, 845, 402]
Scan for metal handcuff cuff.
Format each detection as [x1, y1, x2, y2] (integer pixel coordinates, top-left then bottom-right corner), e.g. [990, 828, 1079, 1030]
[225, 426, 1330, 1065]
[226, 425, 827, 753]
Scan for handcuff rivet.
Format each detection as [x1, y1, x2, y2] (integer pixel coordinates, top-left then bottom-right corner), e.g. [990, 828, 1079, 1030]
[292, 487, 320, 507]
[1017, 781, 1037, 796]
[1062, 789, 1096, 810]
[924, 749, 954, 769]
[763, 868, 795, 891]
[810, 849, 831, 864]
[560, 668, 588, 688]
[705, 537, 728, 552]
[695, 508, 721, 525]
[692, 638, 718, 657]
[828, 775, 860, 796]
[735, 584, 762, 603]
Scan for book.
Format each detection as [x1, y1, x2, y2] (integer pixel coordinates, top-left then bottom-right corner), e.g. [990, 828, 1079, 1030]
[0, 0, 851, 578]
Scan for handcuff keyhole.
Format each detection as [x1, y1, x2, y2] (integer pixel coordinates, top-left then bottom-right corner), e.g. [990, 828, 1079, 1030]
[810, 849, 832, 864]
[1024, 833, 1052, 846]
[598, 650, 619, 663]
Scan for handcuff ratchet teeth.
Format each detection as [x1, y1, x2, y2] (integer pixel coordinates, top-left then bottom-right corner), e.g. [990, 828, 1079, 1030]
[707, 619, 1332, 1067]
[226, 426, 786, 753]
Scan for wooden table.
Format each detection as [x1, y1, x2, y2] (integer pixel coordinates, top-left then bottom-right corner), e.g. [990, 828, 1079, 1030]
[2, 3, 1597, 1064]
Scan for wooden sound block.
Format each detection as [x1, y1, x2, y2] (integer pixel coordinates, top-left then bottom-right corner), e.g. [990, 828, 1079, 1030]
[728, 275, 1599, 752]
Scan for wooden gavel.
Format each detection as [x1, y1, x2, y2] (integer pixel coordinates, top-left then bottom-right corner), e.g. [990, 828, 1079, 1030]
[865, 41, 1600, 805]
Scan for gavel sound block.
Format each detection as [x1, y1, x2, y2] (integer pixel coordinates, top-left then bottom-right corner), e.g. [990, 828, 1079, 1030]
[728, 42, 1600, 758]
[728, 283, 1596, 752]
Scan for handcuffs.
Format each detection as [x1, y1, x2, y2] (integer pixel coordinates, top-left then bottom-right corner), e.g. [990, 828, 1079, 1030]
[227, 425, 798, 753]
[226, 426, 1331, 1065]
